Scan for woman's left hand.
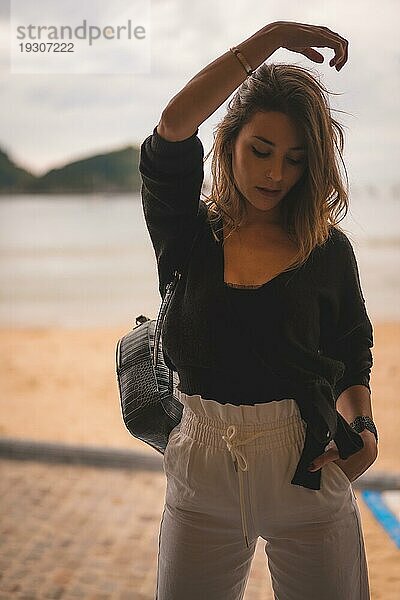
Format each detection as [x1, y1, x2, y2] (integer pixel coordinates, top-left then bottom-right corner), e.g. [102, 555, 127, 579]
[308, 430, 378, 482]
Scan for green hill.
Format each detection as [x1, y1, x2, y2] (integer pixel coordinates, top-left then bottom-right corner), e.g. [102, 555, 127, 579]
[0, 145, 141, 194]
[0, 149, 36, 192]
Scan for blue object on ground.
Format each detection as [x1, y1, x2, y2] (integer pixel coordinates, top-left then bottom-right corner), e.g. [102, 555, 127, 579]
[362, 490, 400, 549]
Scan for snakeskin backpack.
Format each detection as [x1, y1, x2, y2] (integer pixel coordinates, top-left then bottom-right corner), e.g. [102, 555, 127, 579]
[115, 219, 204, 455]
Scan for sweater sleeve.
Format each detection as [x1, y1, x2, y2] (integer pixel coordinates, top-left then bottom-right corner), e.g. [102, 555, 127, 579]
[139, 125, 205, 298]
[322, 233, 374, 398]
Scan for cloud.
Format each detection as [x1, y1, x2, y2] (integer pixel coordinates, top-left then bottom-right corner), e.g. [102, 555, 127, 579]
[0, 0, 399, 183]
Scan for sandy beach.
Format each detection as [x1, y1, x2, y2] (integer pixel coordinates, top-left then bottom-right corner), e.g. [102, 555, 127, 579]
[1, 322, 399, 598]
[1, 321, 399, 468]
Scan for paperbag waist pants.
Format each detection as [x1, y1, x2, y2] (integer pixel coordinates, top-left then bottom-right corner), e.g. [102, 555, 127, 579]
[155, 391, 370, 600]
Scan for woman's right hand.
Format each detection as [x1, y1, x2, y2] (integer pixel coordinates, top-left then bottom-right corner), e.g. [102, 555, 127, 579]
[269, 21, 349, 71]
[157, 20, 349, 141]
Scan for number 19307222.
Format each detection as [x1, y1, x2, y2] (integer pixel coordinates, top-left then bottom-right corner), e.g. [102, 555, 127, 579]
[19, 42, 74, 52]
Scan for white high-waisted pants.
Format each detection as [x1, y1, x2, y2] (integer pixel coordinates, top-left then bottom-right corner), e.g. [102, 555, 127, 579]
[155, 391, 370, 600]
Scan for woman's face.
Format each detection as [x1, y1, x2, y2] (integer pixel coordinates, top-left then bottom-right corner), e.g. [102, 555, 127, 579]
[230, 110, 307, 226]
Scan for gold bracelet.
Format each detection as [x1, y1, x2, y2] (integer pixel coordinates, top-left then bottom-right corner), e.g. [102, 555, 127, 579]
[229, 46, 253, 77]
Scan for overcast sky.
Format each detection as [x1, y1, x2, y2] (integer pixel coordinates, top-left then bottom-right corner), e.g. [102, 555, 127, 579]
[0, 0, 399, 188]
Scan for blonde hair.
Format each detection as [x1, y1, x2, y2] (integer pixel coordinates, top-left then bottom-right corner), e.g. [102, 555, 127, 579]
[202, 62, 352, 271]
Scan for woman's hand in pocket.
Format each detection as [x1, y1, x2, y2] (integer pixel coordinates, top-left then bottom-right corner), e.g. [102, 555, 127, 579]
[308, 431, 378, 482]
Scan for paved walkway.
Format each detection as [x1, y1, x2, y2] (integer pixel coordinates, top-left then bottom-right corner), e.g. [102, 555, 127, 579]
[1, 439, 399, 599]
[0, 456, 274, 600]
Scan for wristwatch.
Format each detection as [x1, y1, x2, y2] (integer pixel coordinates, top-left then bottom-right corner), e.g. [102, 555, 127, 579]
[350, 416, 378, 443]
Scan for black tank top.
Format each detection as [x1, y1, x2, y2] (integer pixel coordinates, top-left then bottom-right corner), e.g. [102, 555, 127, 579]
[217, 277, 296, 404]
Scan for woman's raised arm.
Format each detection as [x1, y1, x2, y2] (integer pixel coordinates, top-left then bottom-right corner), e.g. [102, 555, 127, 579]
[158, 21, 349, 142]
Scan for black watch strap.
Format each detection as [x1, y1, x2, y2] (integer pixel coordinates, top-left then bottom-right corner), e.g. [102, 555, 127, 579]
[350, 416, 378, 443]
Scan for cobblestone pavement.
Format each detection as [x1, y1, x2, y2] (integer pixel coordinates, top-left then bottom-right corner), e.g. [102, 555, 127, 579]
[1, 453, 399, 600]
[0, 458, 274, 600]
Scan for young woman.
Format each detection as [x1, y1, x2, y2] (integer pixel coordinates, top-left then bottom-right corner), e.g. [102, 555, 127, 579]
[139, 20, 378, 600]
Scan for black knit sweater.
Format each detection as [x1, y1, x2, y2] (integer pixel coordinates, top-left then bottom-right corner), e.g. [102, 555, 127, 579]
[139, 124, 374, 490]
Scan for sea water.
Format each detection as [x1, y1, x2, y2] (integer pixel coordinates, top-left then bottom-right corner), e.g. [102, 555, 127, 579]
[0, 192, 399, 326]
